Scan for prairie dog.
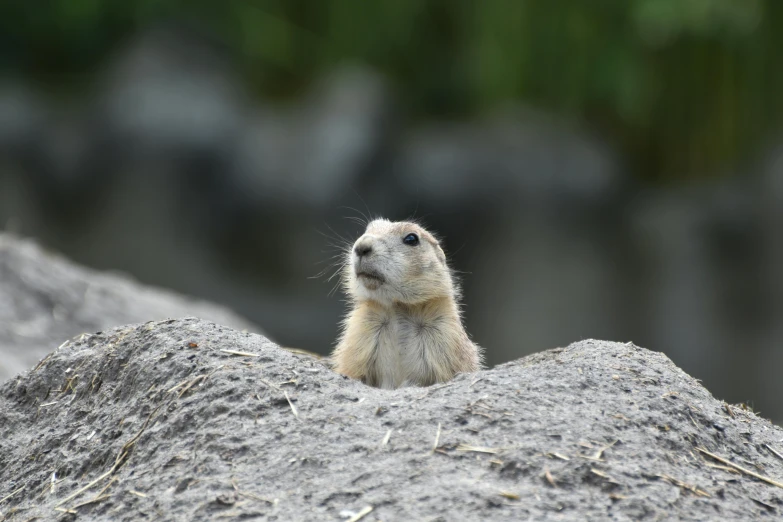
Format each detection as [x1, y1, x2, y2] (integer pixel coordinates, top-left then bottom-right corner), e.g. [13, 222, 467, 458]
[332, 218, 482, 389]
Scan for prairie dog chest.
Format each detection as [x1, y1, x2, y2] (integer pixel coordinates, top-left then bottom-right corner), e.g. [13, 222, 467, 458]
[366, 308, 429, 388]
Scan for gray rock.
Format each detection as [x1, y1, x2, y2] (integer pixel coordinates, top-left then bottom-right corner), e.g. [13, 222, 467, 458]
[627, 182, 767, 420]
[0, 83, 45, 156]
[229, 66, 393, 211]
[759, 141, 783, 424]
[395, 107, 620, 210]
[1, 318, 781, 521]
[98, 27, 245, 156]
[0, 234, 258, 383]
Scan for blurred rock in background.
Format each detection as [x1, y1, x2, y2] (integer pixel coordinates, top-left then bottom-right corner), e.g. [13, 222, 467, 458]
[0, 3, 782, 422]
[0, 233, 258, 383]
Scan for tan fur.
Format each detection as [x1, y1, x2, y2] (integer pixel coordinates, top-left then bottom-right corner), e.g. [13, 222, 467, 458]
[332, 218, 482, 389]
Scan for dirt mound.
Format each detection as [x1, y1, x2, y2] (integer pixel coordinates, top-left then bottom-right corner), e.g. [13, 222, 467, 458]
[1, 318, 782, 521]
[0, 233, 258, 383]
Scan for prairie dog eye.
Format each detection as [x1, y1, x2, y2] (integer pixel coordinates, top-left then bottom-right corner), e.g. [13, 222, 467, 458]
[402, 233, 420, 246]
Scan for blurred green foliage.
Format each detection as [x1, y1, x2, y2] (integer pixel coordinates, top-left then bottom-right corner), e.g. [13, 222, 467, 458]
[1, 0, 781, 180]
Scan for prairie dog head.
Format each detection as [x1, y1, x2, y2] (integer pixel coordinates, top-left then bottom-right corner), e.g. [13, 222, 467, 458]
[345, 219, 455, 306]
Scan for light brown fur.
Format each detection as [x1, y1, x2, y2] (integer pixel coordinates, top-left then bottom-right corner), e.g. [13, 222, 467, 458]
[332, 218, 482, 389]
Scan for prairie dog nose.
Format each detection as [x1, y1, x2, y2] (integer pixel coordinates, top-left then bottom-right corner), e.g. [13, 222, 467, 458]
[353, 239, 373, 258]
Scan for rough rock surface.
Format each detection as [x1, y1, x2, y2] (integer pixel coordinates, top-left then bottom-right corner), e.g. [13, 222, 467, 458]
[1, 319, 782, 521]
[0, 234, 258, 383]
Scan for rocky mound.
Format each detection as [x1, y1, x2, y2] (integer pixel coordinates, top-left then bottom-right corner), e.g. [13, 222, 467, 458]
[0, 233, 258, 383]
[1, 319, 782, 521]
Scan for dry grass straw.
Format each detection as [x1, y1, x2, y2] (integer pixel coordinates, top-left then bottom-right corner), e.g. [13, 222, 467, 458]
[55, 405, 162, 509]
[219, 349, 260, 357]
[0, 486, 25, 512]
[167, 366, 222, 398]
[456, 444, 499, 454]
[281, 346, 323, 359]
[347, 506, 373, 522]
[765, 444, 783, 462]
[546, 452, 570, 461]
[544, 468, 557, 487]
[71, 493, 111, 509]
[231, 480, 275, 505]
[697, 447, 783, 490]
[657, 474, 710, 497]
[579, 440, 617, 462]
[284, 391, 299, 419]
[431, 423, 441, 454]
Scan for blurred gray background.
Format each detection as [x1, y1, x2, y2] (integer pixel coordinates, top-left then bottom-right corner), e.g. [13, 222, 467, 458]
[0, 1, 781, 422]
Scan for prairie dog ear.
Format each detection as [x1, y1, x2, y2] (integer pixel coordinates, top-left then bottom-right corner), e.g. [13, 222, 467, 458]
[434, 243, 447, 266]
